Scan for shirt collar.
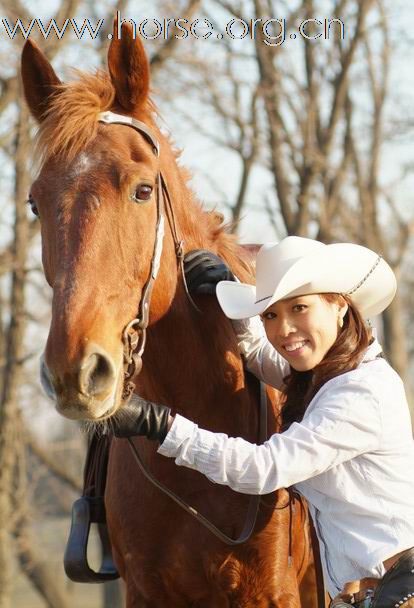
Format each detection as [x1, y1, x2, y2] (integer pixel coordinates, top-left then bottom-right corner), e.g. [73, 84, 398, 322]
[362, 331, 383, 363]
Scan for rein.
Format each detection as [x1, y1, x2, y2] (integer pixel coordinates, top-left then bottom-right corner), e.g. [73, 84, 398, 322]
[127, 377, 267, 545]
[97, 111, 267, 545]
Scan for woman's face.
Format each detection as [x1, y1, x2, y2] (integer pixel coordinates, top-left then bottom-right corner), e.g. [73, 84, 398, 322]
[261, 294, 348, 371]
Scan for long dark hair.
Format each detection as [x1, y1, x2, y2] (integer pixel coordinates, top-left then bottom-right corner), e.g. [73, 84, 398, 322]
[281, 294, 372, 431]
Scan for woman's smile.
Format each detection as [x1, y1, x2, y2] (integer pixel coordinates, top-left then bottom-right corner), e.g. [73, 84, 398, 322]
[282, 339, 310, 355]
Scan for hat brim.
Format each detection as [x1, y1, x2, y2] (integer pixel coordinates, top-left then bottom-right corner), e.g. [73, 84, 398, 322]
[216, 281, 271, 319]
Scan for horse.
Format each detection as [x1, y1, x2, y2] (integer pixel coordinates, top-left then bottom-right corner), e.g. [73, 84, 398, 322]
[21, 23, 318, 608]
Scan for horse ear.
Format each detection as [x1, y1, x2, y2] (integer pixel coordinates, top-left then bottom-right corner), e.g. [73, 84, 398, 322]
[107, 20, 150, 113]
[21, 39, 61, 122]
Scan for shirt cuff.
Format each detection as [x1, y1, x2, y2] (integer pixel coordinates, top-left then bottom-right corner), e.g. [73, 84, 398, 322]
[157, 414, 197, 457]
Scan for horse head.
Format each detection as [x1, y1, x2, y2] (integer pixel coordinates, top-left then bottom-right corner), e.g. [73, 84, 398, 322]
[21, 23, 252, 423]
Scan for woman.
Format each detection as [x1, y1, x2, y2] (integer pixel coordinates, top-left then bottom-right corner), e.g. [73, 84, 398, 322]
[113, 236, 414, 608]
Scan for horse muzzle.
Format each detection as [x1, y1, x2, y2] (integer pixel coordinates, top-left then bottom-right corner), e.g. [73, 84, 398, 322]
[40, 343, 123, 420]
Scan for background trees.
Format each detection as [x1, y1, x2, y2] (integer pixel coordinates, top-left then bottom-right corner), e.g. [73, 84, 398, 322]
[0, 0, 412, 605]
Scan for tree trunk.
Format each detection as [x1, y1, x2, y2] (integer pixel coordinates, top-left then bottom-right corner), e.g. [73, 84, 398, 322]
[382, 290, 411, 404]
[15, 517, 72, 608]
[0, 104, 31, 608]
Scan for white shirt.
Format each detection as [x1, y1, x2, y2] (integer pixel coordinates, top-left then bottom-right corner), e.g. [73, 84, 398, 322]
[158, 316, 414, 597]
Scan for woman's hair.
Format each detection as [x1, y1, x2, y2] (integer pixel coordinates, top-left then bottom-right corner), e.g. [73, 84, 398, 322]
[281, 294, 372, 431]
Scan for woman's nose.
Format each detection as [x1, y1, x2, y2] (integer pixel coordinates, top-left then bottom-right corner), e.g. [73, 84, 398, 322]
[277, 316, 296, 338]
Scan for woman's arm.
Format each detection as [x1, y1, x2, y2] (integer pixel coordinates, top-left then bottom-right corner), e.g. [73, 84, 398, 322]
[231, 315, 290, 390]
[183, 249, 289, 388]
[158, 377, 382, 494]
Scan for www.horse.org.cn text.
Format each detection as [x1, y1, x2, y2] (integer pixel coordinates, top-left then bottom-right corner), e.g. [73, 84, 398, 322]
[1, 13, 345, 46]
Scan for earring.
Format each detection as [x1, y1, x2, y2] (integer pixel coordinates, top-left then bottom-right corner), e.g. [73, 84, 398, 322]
[338, 317, 344, 328]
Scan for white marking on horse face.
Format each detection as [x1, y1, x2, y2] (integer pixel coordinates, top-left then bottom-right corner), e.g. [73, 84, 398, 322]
[70, 152, 95, 177]
[66, 154, 102, 209]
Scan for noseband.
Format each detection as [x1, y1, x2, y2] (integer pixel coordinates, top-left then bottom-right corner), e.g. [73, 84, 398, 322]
[98, 111, 195, 401]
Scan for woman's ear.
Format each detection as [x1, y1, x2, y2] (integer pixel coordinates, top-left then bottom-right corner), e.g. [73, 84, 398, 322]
[338, 302, 349, 326]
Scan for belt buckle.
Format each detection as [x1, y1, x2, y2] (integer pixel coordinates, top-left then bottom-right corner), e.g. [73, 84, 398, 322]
[355, 588, 375, 608]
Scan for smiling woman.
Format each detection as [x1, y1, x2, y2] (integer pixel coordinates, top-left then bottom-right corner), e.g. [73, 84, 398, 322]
[261, 292, 372, 432]
[113, 236, 414, 607]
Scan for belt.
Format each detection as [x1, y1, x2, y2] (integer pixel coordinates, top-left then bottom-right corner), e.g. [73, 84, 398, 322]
[330, 578, 378, 607]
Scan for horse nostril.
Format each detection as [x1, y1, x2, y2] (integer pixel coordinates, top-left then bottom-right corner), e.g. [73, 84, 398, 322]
[80, 351, 116, 397]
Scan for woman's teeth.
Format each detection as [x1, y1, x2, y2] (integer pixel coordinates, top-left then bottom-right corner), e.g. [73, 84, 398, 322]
[284, 340, 307, 352]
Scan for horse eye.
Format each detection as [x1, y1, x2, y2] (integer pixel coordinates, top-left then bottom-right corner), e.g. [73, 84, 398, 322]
[131, 184, 153, 203]
[26, 194, 39, 217]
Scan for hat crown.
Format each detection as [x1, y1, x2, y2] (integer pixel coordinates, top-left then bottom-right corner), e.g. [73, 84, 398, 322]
[255, 237, 325, 302]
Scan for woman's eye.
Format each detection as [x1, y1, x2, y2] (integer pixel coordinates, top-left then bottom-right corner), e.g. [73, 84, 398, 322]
[131, 184, 153, 203]
[26, 194, 39, 217]
[262, 312, 276, 321]
[293, 304, 307, 312]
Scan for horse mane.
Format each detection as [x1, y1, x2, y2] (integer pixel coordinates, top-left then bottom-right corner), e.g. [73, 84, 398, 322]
[35, 69, 155, 164]
[206, 212, 255, 283]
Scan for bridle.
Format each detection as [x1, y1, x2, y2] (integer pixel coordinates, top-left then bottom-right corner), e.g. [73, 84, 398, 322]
[98, 111, 195, 402]
[96, 111, 267, 546]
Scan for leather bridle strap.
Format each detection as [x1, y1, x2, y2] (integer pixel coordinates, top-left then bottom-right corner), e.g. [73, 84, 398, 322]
[97, 111, 200, 398]
[160, 174, 202, 314]
[127, 378, 267, 545]
[98, 111, 165, 400]
[99, 111, 160, 155]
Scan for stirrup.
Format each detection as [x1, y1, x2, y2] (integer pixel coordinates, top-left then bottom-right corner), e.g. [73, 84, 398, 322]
[64, 496, 120, 583]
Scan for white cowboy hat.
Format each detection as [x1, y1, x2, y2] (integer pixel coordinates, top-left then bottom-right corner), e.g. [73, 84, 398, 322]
[217, 236, 397, 319]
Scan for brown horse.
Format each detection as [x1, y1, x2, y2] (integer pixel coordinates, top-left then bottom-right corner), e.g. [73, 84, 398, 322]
[21, 24, 318, 607]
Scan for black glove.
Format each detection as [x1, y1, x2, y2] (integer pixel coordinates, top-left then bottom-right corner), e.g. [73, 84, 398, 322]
[112, 396, 171, 443]
[183, 250, 235, 295]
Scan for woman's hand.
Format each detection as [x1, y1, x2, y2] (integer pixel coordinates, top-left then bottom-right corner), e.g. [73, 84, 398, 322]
[112, 396, 172, 443]
[184, 250, 235, 295]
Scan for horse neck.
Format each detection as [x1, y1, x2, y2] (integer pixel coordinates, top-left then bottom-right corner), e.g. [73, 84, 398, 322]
[141, 291, 256, 437]
[136, 138, 257, 436]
